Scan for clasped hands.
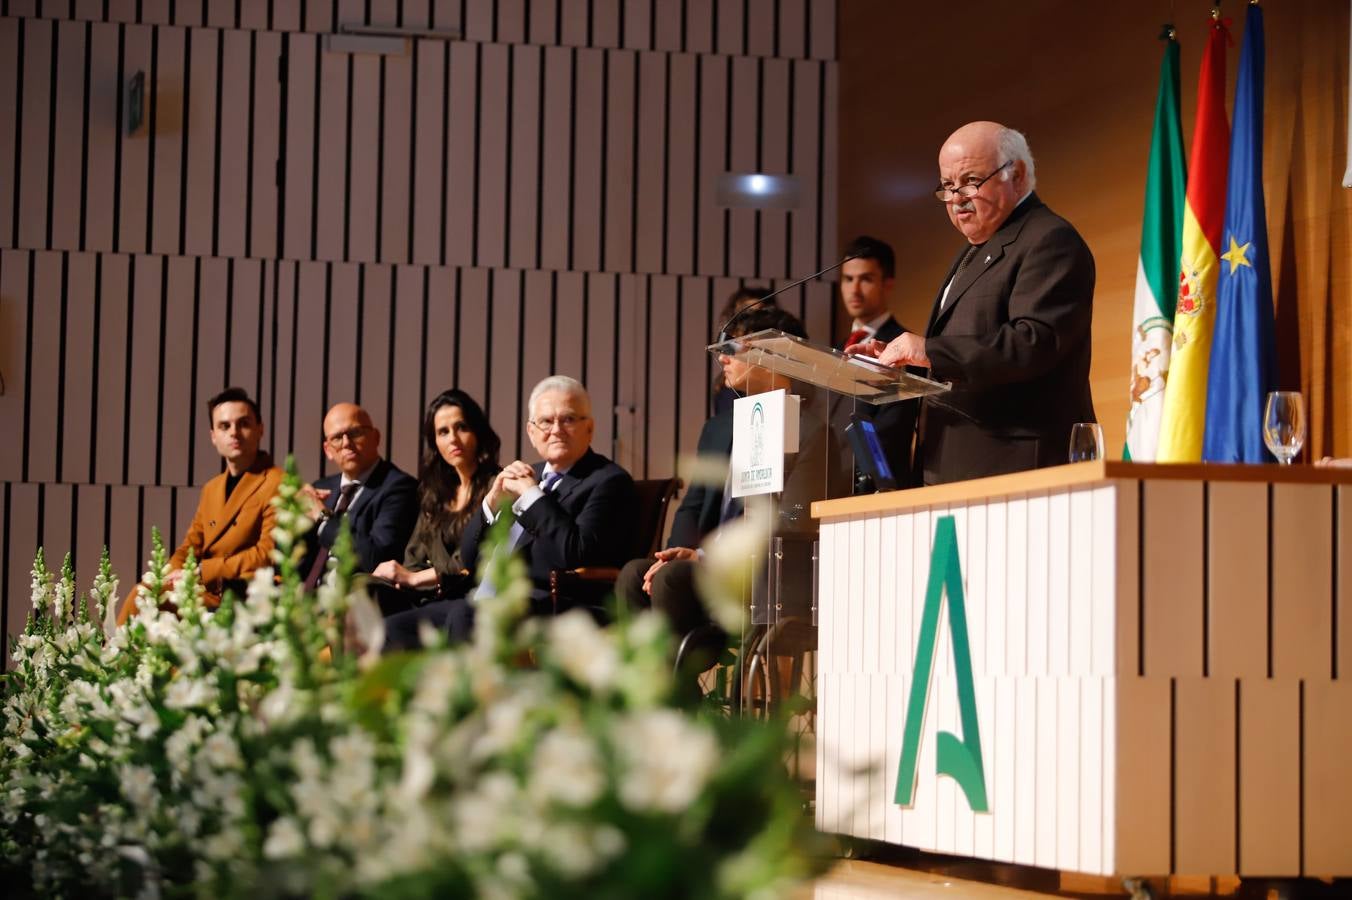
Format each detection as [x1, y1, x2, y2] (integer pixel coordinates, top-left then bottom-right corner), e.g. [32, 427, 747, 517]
[484, 460, 540, 511]
[640, 547, 700, 595]
[845, 331, 931, 369]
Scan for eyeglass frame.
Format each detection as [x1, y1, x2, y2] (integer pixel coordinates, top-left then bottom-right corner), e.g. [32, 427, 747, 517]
[933, 159, 1014, 202]
[528, 414, 590, 433]
[323, 425, 374, 449]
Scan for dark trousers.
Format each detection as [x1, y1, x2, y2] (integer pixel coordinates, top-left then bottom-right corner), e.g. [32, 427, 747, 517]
[382, 596, 477, 652]
[616, 557, 712, 638]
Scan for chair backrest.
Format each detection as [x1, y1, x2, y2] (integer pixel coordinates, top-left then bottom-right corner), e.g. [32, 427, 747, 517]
[633, 477, 682, 558]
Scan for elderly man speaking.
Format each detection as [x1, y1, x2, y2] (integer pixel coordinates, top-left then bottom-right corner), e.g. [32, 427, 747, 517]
[851, 121, 1097, 485]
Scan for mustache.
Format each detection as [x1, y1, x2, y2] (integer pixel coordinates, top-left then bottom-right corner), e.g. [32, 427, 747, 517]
[953, 200, 976, 213]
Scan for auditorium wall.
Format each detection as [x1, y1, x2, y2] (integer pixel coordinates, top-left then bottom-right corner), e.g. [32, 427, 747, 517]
[838, 0, 1351, 459]
[0, 0, 840, 658]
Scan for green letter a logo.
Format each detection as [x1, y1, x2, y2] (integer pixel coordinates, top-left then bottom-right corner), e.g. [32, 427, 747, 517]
[893, 515, 988, 812]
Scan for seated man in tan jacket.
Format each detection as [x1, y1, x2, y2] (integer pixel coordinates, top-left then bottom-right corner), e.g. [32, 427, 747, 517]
[118, 388, 284, 623]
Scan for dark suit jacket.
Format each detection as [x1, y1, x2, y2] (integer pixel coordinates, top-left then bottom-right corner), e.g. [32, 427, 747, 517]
[919, 193, 1096, 485]
[667, 404, 834, 549]
[308, 458, 419, 574]
[460, 448, 638, 593]
[830, 314, 918, 491]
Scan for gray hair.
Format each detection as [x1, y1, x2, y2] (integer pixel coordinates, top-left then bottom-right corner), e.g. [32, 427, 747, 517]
[528, 375, 590, 419]
[997, 127, 1036, 192]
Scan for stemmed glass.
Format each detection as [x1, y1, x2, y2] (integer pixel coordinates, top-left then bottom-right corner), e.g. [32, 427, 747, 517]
[1263, 391, 1306, 465]
[1068, 423, 1104, 463]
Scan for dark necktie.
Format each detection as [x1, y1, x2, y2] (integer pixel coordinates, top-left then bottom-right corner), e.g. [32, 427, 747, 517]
[941, 244, 981, 309]
[304, 481, 359, 590]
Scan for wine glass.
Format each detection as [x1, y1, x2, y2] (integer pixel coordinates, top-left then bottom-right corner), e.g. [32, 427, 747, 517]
[1068, 423, 1104, 463]
[1263, 391, 1306, 465]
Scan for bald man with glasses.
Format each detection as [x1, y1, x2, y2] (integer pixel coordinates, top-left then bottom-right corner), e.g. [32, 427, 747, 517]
[299, 402, 418, 586]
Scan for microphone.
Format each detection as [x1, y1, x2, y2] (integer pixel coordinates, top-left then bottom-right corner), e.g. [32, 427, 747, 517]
[716, 253, 862, 344]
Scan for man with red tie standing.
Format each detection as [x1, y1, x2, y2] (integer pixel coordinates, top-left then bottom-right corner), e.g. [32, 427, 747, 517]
[834, 236, 918, 491]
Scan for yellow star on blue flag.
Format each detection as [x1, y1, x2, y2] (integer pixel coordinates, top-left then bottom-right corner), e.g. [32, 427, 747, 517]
[1221, 234, 1252, 273]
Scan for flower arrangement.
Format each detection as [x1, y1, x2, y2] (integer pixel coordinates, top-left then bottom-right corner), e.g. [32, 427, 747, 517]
[0, 463, 828, 898]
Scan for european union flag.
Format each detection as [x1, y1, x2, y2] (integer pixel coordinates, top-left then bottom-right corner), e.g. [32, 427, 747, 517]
[1203, 3, 1277, 463]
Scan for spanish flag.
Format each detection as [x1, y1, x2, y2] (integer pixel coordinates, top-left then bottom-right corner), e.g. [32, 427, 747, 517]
[1157, 12, 1231, 462]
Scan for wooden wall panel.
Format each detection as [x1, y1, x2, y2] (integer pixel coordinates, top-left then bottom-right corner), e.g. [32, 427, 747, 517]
[84, 22, 120, 252]
[117, 25, 153, 254]
[148, 25, 185, 256]
[158, 257, 197, 486]
[5, 485, 40, 652]
[1340, 485, 1351, 681]
[443, 41, 477, 269]
[1142, 480, 1203, 677]
[248, 30, 281, 258]
[1174, 678, 1236, 875]
[1272, 483, 1334, 679]
[422, 267, 456, 401]
[0, 19, 18, 250]
[191, 256, 229, 485]
[346, 53, 381, 264]
[0, 251, 29, 482]
[569, 48, 604, 274]
[1208, 481, 1268, 678]
[313, 47, 349, 263]
[74, 483, 108, 601]
[537, 46, 571, 273]
[1114, 676, 1171, 876]
[281, 33, 316, 261]
[632, 51, 666, 275]
[389, 265, 425, 476]
[506, 44, 541, 271]
[17, 18, 53, 251]
[409, 39, 445, 267]
[26, 252, 62, 483]
[50, 19, 88, 251]
[182, 25, 218, 257]
[292, 261, 327, 482]
[474, 44, 509, 270]
[602, 50, 636, 275]
[59, 253, 97, 483]
[1238, 679, 1300, 876]
[1304, 680, 1352, 876]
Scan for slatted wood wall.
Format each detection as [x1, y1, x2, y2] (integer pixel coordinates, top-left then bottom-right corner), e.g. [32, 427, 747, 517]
[0, 0, 840, 660]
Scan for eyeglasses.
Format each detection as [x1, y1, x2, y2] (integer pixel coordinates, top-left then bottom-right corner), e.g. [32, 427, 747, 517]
[324, 425, 372, 449]
[530, 414, 589, 433]
[933, 160, 1013, 201]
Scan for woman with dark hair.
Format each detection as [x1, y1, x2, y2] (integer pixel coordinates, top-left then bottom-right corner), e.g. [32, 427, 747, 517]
[370, 389, 501, 614]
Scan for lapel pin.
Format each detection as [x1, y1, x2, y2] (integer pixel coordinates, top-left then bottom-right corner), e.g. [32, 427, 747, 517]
[984, 255, 992, 264]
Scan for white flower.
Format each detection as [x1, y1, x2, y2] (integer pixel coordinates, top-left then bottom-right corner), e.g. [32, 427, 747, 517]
[263, 817, 305, 860]
[410, 653, 463, 717]
[547, 610, 620, 691]
[120, 765, 157, 810]
[164, 676, 217, 711]
[529, 726, 605, 808]
[695, 497, 774, 632]
[199, 730, 242, 770]
[612, 710, 719, 813]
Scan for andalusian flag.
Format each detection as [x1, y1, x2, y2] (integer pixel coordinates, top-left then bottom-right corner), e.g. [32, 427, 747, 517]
[1204, 3, 1276, 462]
[1157, 13, 1231, 462]
[1124, 29, 1187, 461]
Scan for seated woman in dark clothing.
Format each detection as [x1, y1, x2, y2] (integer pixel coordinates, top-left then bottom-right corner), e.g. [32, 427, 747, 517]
[370, 389, 501, 616]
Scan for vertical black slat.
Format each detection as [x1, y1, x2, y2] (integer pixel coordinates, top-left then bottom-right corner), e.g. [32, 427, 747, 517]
[547, 270, 557, 374]
[243, 30, 255, 254]
[121, 256, 135, 483]
[638, 272, 648, 472]
[144, 24, 159, 251]
[512, 269, 525, 455]
[54, 254, 70, 480]
[616, 0, 624, 48]
[186, 256, 201, 480]
[704, 279, 713, 411]
[267, 258, 280, 444]
[740, 0, 748, 55]
[628, 49, 639, 273]
[691, 54, 700, 278]
[255, 261, 266, 426]
[1267, 482, 1274, 678]
[783, 57, 794, 277]
[679, 0, 687, 51]
[565, 46, 576, 270]
[437, 41, 449, 265]
[459, 0, 466, 39]
[35, 484, 45, 611]
[353, 263, 365, 403]
[88, 254, 103, 483]
[801, 0, 809, 59]
[659, 52, 670, 274]
[268, 0, 274, 30]
[579, 272, 589, 387]
[340, 54, 356, 259]
[502, 45, 514, 266]
[533, 44, 545, 270]
[1, 486, 8, 667]
[405, 38, 417, 264]
[813, 59, 824, 270]
[154, 255, 169, 484]
[609, 274, 620, 460]
[320, 263, 332, 416]
[597, 48, 608, 271]
[21, 258, 35, 482]
[491, 0, 498, 43]
[177, 20, 192, 255]
[274, 32, 288, 259]
[287, 261, 300, 451]
[418, 266, 429, 414]
[222, 258, 233, 388]
[211, 27, 224, 256]
[316, 47, 330, 260]
[481, 267, 493, 415]
[722, 53, 732, 275]
[235, 0, 241, 29]
[375, 55, 387, 261]
[771, 0, 779, 57]
[78, 20, 93, 250]
[554, 0, 561, 45]
[647, 0, 655, 49]
[585, 0, 593, 46]
[672, 277, 681, 464]
[451, 266, 461, 387]
[470, 41, 481, 266]
[134, 486, 144, 588]
[45, 20, 60, 250]
[112, 23, 124, 249]
[753, 55, 763, 279]
[1202, 481, 1210, 678]
[521, 0, 530, 43]
[385, 265, 396, 442]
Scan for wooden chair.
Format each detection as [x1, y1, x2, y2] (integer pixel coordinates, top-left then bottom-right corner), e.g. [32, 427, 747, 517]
[547, 477, 682, 614]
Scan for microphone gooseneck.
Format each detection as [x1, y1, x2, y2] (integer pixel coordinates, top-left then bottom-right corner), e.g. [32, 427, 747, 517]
[715, 253, 862, 344]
